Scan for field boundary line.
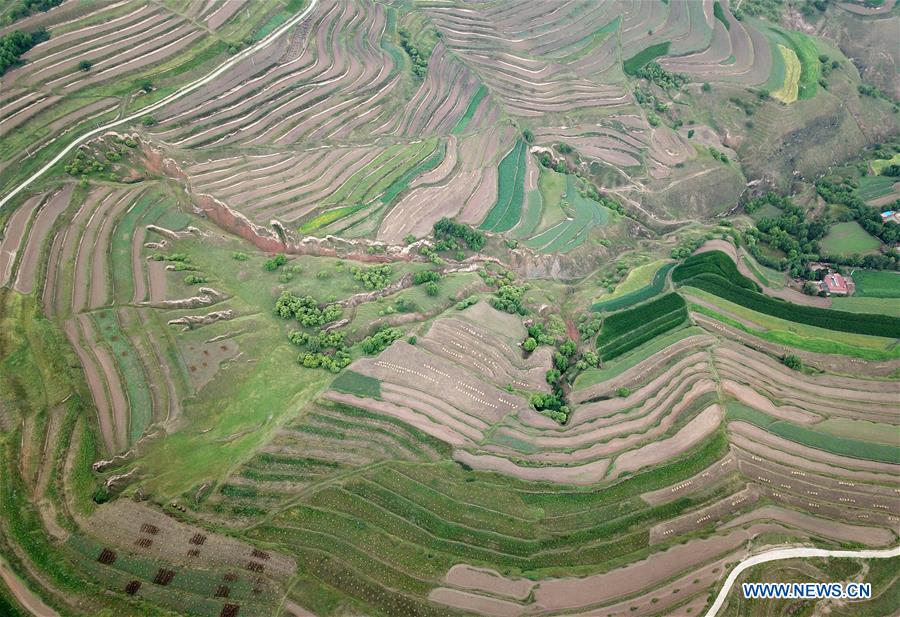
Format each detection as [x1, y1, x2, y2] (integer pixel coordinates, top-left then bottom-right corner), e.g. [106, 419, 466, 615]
[0, 0, 320, 211]
[704, 545, 900, 617]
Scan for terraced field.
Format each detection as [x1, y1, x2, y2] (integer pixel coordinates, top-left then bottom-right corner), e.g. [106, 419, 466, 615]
[0, 2, 898, 617]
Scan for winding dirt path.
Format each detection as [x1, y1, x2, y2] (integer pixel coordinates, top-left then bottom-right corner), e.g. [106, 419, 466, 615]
[0, 556, 58, 617]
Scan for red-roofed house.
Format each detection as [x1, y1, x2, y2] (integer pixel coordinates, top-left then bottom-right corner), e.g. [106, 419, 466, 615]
[821, 272, 849, 296]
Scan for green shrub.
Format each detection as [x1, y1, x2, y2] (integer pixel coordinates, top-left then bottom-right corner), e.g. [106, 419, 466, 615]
[361, 327, 403, 355]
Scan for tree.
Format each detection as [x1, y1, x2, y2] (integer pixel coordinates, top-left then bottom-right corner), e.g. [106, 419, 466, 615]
[781, 354, 803, 371]
[545, 369, 561, 384]
[616, 387, 631, 397]
[404, 233, 416, 244]
[141, 115, 156, 126]
[78, 59, 92, 71]
[424, 281, 439, 296]
[522, 337, 537, 352]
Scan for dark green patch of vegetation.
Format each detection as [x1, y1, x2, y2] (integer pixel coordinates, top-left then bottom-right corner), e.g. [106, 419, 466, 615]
[635, 62, 688, 90]
[624, 41, 671, 75]
[713, 1, 731, 29]
[275, 292, 343, 327]
[398, 27, 429, 79]
[352, 264, 393, 290]
[0, 27, 47, 74]
[675, 252, 900, 337]
[433, 217, 485, 251]
[361, 326, 403, 355]
[331, 371, 381, 398]
[596, 293, 688, 361]
[672, 251, 760, 291]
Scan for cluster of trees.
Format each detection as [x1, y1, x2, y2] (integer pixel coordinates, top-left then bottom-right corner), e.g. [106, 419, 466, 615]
[412, 270, 440, 285]
[635, 62, 689, 90]
[263, 253, 287, 271]
[577, 314, 603, 341]
[522, 322, 557, 352]
[398, 27, 428, 79]
[433, 218, 485, 251]
[64, 149, 108, 176]
[183, 274, 207, 285]
[4, 0, 60, 23]
[274, 291, 342, 327]
[361, 326, 402, 354]
[412, 269, 441, 296]
[455, 295, 478, 310]
[670, 234, 713, 259]
[289, 329, 351, 372]
[490, 284, 527, 314]
[0, 28, 47, 74]
[816, 179, 900, 246]
[529, 392, 568, 423]
[352, 264, 393, 290]
[744, 193, 829, 276]
[151, 253, 197, 271]
[708, 147, 730, 165]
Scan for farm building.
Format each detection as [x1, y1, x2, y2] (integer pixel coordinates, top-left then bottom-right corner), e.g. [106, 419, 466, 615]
[880, 211, 900, 223]
[821, 272, 850, 296]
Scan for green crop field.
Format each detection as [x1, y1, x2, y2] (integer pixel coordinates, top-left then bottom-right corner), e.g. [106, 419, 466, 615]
[675, 252, 900, 338]
[624, 42, 671, 75]
[596, 292, 688, 360]
[450, 85, 487, 135]
[850, 269, 900, 297]
[480, 140, 527, 232]
[820, 221, 882, 256]
[857, 175, 897, 202]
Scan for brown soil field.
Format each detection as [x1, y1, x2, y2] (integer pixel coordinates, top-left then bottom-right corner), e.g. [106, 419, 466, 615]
[716, 344, 900, 394]
[731, 436, 898, 484]
[574, 356, 712, 421]
[610, 404, 723, 478]
[443, 564, 534, 601]
[564, 553, 735, 617]
[62, 318, 116, 454]
[451, 449, 610, 484]
[721, 505, 895, 546]
[531, 523, 787, 611]
[0, 193, 44, 286]
[13, 185, 73, 295]
[84, 500, 296, 579]
[78, 313, 129, 451]
[729, 422, 900, 474]
[428, 587, 524, 617]
[722, 380, 822, 424]
[735, 449, 898, 502]
[741, 460, 900, 525]
[650, 485, 760, 544]
[494, 376, 716, 460]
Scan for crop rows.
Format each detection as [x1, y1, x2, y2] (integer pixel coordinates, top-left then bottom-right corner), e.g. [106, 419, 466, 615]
[597, 292, 688, 360]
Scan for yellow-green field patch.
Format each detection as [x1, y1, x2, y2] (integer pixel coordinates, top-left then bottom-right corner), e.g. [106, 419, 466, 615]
[772, 44, 800, 104]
